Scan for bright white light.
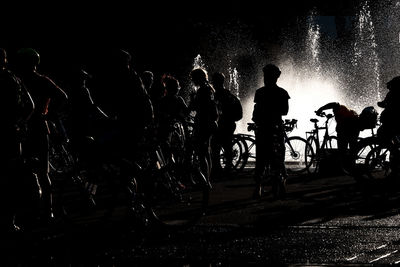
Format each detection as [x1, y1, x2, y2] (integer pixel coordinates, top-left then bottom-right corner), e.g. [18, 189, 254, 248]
[235, 64, 342, 139]
[279, 65, 342, 138]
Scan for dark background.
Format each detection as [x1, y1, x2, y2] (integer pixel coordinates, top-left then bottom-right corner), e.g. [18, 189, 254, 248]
[1, 0, 362, 94]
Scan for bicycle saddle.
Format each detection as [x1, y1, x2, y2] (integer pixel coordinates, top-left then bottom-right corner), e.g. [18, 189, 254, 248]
[310, 118, 319, 123]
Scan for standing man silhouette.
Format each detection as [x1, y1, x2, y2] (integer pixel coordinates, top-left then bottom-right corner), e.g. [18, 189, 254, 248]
[210, 72, 242, 178]
[14, 48, 69, 224]
[252, 64, 290, 199]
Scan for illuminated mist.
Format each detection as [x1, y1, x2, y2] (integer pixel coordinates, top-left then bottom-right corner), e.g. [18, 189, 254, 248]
[190, 0, 400, 138]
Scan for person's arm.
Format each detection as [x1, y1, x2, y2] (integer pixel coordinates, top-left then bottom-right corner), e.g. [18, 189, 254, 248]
[251, 90, 260, 124]
[48, 77, 69, 111]
[316, 102, 340, 115]
[177, 96, 190, 120]
[281, 91, 290, 116]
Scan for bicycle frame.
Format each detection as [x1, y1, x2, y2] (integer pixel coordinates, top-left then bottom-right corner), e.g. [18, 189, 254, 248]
[243, 119, 308, 170]
[283, 120, 297, 156]
[306, 113, 336, 153]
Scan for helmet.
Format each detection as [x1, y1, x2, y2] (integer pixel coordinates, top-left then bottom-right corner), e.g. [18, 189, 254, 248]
[16, 48, 40, 69]
[359, 106, 378, 130]
[387, 76, 400, 90]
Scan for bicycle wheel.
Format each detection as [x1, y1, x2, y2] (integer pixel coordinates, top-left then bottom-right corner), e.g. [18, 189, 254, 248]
[305, 136, 318, 173]
[236, 134, 254, 170]
[219, 136, 245, 171]
[285, 136, 314, 173]
[365, 144, 391, 180]
[353, 137, 380, 166]
[147, 147, 210, 229]
[350, 137, 380, 180]
[49, 141, 76, 176]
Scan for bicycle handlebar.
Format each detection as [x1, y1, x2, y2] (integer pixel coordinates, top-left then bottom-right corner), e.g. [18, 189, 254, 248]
[247, 119, 298, 132]
[247, 123, 256, 132]
[315, 111, 334, 119]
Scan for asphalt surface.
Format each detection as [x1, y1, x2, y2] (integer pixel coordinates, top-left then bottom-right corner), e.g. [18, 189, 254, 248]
[3, 167, 400, 266]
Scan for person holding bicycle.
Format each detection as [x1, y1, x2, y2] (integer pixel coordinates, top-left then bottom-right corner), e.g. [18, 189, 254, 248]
[189, 68, 219, 183]
[158, 74, 189, 135]
[210, 72, 243, 179]
[377, 76, 400, 178]
[14, 48, 69, 225]
[88, 49, 154, 161]
[252, 64, 290, 199]
[315, 102, 360, 171]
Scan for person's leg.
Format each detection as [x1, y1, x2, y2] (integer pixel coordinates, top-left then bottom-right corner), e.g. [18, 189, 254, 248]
[35, 133, 54, 223]
[221, 123, 236, 172]
[210, 130, 223, 179]
[270, 130, 287, 199]
[336, 131, 349, 173]
[196, 132, 212, 183]
[389, 134, 400, 179]
[254, 129, 267, 198]
[346, 130, 361, 174]
[0, 169, 19, 232]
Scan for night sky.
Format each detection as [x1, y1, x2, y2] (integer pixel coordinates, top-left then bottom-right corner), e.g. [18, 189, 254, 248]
[1, 0, 362, 94]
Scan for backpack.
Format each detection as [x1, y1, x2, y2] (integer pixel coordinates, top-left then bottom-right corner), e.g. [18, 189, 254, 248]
[228, 93, 243, 122]
[359, 106, 378, 129]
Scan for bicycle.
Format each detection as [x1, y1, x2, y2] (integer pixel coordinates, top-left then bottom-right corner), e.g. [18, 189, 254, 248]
[305, 111, 338, 174]
[351, 119, 400, 181]
[143, 119, 211, 229]
[232, 119, 312, 174]
[218, 133, 247, 172]
[47, 118, 96, 221]
[46, 115, 210, 231]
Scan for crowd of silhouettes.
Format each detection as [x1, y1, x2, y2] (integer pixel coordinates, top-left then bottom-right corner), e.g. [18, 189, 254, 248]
[0, 47, 244, 233]
[2, 47, 400, 235]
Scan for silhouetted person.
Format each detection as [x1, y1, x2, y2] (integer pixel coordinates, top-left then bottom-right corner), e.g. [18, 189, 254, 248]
[315, 102, 360, 168]
[68, 68, 109, 155]
[0, 48, 35, 233]
[89, 49, 153, 161]
[157, 75, 190, 178]
[145, 72, 165, 124]
[67, 68, 110, 201]
[377, 76, 400, 178]
[14, 48, 68, 224]
[252, 64, 289, 199]
[158, 74, 189, 136]
[189, 68, 219, 182]
[210, 72, 243, 179]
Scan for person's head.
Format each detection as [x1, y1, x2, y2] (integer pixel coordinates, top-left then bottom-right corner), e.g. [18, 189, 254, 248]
[190, 68, 208, 87]
[262, 64, 281, 85]
[141, 70, 154, 90]
[0, 48, 7, 69]
[359, 106, 378, 130]
[211, 72, 225, 91]
[387, 76, 400, 91]
[162, 74, 180, 96]
[15, 48, 40, 73]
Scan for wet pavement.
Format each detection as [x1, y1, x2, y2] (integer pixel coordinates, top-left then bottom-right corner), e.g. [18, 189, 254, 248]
[4, 168, 400, 266]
